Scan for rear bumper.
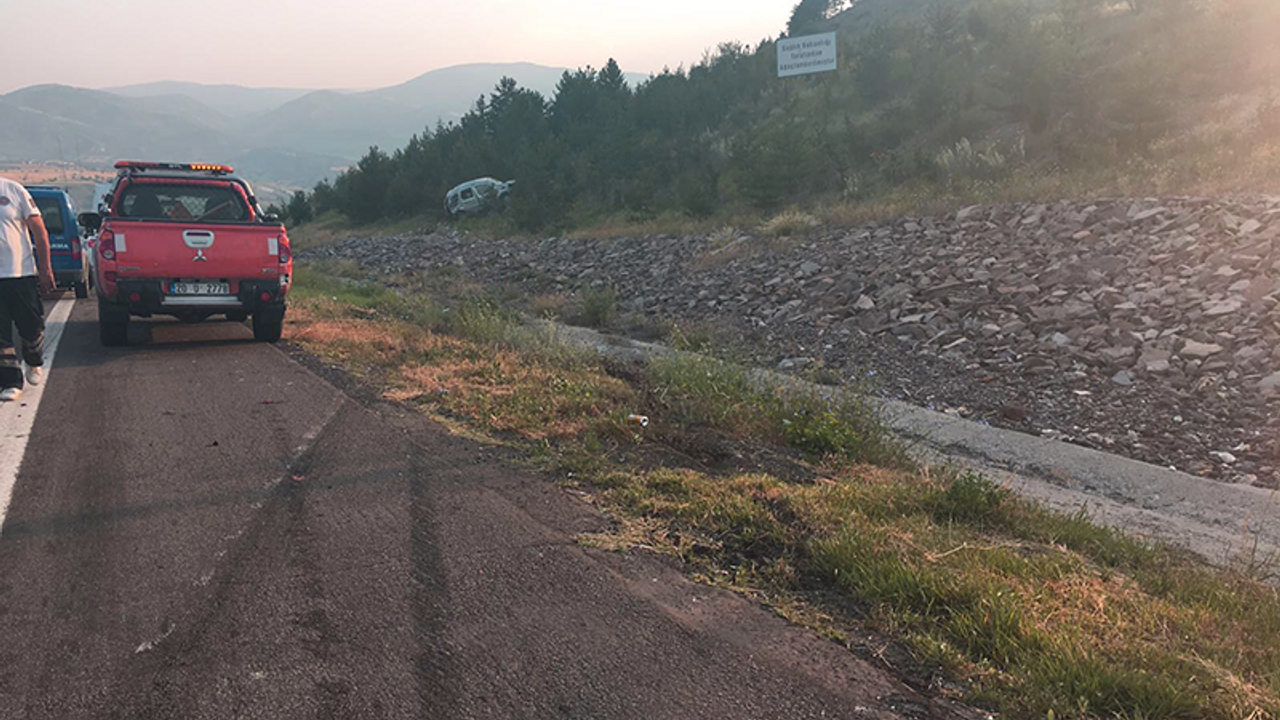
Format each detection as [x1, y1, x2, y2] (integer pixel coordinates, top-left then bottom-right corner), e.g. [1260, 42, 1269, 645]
[52, 257, 85, 282]
[108, 279, 286, 317]
[54, 270, 85, 286]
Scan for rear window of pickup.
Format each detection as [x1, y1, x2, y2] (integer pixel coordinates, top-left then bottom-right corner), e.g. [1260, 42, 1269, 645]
[117, 183, 250, 223]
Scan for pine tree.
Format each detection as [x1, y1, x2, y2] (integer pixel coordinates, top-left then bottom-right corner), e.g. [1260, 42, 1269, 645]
[598, 59, 629, 96]
[286, 191, 313, 225]
[787, 0, 839, 36]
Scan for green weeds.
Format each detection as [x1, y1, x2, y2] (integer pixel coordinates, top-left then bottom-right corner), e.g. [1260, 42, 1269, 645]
[647, 352, 911, 469]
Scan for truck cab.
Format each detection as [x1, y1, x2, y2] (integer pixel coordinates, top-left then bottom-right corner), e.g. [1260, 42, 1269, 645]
[25, 187, 90, 298]
[80, 161, 292, 346]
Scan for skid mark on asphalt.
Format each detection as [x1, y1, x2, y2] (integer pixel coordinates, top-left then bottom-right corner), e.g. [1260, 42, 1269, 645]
[0, 297, 74, 535]
[132, 397, 347, 656]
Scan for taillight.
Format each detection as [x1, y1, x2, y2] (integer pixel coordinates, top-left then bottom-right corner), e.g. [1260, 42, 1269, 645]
[278, 237, 291, 265]
[100, 230, 117, 261]
[71, 237, 82, 259]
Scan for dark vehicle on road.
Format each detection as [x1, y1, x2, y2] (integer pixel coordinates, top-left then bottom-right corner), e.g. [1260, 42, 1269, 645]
[25, 187, 90, 298]
[79, 161, 293, 346]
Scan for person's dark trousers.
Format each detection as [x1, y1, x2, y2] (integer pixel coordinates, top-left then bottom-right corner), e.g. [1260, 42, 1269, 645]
[0, 277, 45, 391]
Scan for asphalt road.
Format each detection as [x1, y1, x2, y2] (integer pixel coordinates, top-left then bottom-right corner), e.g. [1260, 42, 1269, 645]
[0, 298, 975, 720]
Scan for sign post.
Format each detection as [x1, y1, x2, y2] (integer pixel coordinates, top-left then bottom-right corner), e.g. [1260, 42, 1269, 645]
[777, 32, 838, 78]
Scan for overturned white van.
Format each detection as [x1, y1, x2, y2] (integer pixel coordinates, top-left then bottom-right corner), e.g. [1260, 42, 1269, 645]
[445, 178, 514, 217]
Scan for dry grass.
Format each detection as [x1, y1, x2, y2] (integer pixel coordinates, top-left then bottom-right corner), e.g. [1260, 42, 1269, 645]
[289, 314, 464, 367]
[529, 292, 569, 319]
[386, 350, 634, 440]
[288, 300, 633, 441]
[689, 236, 760, 271]
[1, 162, 113, 185]
[760, 209, 821, 238]
[817, 144, 1280, 230]
[565, 211, 740, 241]
[706, 225, 741, 248]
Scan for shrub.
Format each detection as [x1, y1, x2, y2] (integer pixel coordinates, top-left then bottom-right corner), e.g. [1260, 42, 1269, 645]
[446, 298, 517, 344]
[707, 226, 741, 249]
[935, 138, 1021, 181]
[761, 210, 820, 238]
[574, 289, 616, 328]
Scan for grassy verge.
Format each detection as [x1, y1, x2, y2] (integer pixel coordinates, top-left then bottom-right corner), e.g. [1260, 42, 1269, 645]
[290, 211, 438, 251]
[287, 265, 1280, 720]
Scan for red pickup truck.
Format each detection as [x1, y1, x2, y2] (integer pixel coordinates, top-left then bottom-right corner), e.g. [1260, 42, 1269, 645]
[81, 161, 292, 346]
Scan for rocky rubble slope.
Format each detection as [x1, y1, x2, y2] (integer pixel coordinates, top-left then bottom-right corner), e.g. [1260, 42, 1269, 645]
[304, 196, 1280, 487]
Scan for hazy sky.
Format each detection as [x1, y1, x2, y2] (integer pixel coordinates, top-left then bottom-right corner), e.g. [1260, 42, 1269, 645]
[0, 0, 788, 93]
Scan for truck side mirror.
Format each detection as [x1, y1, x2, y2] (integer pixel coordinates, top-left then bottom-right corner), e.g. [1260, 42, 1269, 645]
[262, 212, 282, 223]
[78, 212, 102, 234]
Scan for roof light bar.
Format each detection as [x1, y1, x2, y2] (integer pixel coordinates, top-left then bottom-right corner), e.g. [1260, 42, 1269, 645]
[114, 161, 234, 175]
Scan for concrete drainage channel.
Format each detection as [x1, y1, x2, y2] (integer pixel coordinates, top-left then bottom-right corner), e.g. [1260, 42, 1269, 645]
[540, 319, 1280, 570]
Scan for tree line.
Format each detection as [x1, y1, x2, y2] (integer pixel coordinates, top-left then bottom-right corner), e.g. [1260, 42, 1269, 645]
[274, 0, 1278, 231]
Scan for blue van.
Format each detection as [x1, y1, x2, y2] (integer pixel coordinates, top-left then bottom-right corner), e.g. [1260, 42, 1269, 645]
[25, 187, 90, 298]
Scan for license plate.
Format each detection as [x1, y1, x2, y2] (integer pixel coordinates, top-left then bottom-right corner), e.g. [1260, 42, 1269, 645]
[170, 282, 231, 295]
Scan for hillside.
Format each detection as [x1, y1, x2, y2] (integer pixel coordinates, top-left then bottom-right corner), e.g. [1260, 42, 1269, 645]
[363, 62, 649, 116]
[0, 85, 236, 163]
[106, 81, 318, 118]
[298, 0, 1280, 230]
[247, 63, 650, 159]
[245, 90, 421, 160]
[825, 0, 984, 32]
[124, 93, 231, 131]
[1, 63, 649, 190]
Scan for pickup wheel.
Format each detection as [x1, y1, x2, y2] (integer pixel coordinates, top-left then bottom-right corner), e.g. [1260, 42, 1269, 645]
[98, 303, 129, 347]
[74, 282, 89, 299]
[252, 313, 283, 343]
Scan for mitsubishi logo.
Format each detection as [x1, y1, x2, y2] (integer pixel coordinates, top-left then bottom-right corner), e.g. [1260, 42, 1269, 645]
[183, 230, 215, 262]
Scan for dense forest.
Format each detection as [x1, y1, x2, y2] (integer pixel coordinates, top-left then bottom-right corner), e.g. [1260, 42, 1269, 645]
[279, 0, 1280, 231]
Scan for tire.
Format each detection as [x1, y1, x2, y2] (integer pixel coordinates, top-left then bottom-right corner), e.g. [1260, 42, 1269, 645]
[98, 303, 129, 347]
[252, 313, 283, 343]
[74, 282, 89, 299]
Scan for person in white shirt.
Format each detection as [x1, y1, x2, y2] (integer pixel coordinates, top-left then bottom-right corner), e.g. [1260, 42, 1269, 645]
[0, 176, 55, 402]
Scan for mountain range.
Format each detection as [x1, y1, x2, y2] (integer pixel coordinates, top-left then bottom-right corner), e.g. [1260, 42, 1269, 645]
[0, 63, 648, 191]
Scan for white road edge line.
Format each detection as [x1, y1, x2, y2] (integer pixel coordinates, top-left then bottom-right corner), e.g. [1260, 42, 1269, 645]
[0, 297, 76, 535]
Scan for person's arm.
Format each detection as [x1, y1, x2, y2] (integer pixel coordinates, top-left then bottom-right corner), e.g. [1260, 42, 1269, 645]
[27, 216, 55, 293]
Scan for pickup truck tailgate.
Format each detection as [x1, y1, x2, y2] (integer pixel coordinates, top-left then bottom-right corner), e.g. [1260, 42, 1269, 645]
[110, 221, 284, 279]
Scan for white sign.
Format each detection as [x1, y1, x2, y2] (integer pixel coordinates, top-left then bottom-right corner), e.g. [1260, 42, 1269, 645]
[777, 32, 838, 78]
